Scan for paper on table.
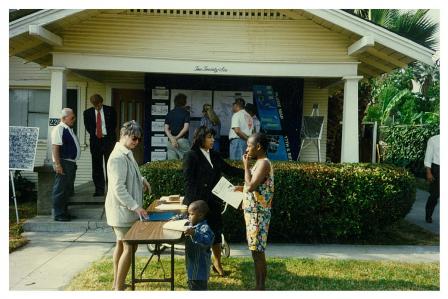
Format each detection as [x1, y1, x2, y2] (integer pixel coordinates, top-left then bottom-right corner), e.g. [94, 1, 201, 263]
[212, 176, 243, 209]
[163, 219, 190, 232]
[155, 204, 187, 211]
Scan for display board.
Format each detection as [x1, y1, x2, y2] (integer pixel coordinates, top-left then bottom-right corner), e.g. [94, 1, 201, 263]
[301, 116, 324, 139]
[170, 89, 212, 118]
[253, 85, 291, 160]
[214, 91, 253, 136]
[9, 126, 39, 171]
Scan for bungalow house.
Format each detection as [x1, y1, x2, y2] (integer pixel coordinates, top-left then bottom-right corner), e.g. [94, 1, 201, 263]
[9, 9, 435, 188]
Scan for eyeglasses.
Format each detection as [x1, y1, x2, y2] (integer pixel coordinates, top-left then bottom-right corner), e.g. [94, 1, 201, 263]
[132, 137, 142, 142]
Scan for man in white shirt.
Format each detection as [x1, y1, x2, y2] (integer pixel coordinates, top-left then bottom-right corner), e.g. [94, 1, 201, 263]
[52, 108, 81, 221]
[228, 98, 253, 160]
[424, 134, 440, 223]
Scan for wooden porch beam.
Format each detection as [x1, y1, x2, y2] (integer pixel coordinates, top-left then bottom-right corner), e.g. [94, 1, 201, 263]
[29, 25, 63, 46]
[348, 36, 375, 56]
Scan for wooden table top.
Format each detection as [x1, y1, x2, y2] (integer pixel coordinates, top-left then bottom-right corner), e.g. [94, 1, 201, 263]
[122, 221, 184, 244]
[122, 198, 186, 244]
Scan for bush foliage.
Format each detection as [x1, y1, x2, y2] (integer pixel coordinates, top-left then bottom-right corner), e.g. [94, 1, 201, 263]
[140, 160, 415, 243]
[380, 124, 439, 177]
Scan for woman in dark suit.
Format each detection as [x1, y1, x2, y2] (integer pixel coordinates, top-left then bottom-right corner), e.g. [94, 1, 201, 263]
[183, 126, 243, 276]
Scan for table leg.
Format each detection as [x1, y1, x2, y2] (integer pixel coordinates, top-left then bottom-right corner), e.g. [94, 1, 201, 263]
[131, 245, 135, 291]
[171, 244, 175, 291]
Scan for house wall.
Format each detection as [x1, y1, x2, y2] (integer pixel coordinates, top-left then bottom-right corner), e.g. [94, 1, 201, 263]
[56, 13, 356, 63]
[299, 79, 329, 162]
[9, 56, 108, 187]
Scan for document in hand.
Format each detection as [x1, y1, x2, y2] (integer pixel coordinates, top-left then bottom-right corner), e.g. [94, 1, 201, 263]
[212, 176, 243, 209]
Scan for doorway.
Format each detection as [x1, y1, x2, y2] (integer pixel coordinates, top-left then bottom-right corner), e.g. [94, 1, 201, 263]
[112, 89, 146, 164]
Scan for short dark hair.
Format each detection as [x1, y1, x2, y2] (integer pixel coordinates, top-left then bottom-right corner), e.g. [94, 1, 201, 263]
[191, 126, 216, 150]
[250, 132, 269, 152]
[233, 97, 245, 108]
[189, 200, 209, 216]
[245, 103, 257, 115]
[90, 94, 103, 104]
[174, 93, 187, 107]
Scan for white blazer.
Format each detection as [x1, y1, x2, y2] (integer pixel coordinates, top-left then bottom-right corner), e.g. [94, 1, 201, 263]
[105, 142, 144, 227]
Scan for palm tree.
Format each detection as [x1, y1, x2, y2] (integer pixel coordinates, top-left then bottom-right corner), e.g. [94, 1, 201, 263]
[346, 9, 438, 49]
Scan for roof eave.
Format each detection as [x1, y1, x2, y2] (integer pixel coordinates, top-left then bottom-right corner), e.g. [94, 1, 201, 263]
[9, 9, 85, 39]
[303, 9, 436, 66]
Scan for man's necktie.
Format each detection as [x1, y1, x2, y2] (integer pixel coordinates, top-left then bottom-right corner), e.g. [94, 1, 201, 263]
[96, 111, 102, 139]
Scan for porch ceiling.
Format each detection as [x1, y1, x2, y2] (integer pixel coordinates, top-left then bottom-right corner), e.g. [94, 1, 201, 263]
[71, 69, 145, 85]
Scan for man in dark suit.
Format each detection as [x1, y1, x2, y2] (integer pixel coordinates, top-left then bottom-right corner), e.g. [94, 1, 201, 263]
[83, 94, 117, 196]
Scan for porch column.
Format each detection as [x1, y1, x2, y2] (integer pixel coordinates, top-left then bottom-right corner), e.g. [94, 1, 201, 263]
[341, 76, 363, 163]
[44, 66, 67, 165]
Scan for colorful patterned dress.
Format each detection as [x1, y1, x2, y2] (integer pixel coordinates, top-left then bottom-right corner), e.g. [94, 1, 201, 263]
[242, 158, 274, 252]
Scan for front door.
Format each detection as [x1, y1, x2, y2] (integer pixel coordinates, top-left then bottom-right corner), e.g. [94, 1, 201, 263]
[112, 89, 146, 164]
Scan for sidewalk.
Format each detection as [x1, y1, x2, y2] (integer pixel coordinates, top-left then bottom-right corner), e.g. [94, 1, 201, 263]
[9, 188, 439, 290]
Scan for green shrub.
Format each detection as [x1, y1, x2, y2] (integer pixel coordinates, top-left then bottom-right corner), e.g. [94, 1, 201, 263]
[380, 124, 439, 177]
[140, 161, 415, 243]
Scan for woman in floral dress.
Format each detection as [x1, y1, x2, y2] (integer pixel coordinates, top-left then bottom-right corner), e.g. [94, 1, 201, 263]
[236, 132, 273, 290]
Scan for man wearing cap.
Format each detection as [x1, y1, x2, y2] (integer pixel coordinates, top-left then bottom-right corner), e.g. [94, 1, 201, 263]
[228, 98, 253, 160]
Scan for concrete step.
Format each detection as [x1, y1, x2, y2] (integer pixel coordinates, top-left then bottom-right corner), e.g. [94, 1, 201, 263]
[23, 216, 109, 233]
[67, 205, 105, 220]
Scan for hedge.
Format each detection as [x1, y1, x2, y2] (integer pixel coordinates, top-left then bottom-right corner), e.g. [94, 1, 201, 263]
[140, 161, 415, 243]
[380, 123, 439, 177]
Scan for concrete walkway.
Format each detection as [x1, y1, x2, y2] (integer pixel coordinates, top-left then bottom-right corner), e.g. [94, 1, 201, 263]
[9, 188, 439, 290]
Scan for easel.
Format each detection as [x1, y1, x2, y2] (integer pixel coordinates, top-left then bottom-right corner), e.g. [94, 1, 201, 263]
[9, 170, 19, 224]
[298, 104, 324, 162]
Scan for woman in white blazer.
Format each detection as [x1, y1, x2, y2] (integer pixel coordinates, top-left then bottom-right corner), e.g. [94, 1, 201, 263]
[105, 120, 151, 291]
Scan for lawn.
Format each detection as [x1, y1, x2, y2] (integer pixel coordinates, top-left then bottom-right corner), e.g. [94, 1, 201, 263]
[9, 201, 37, 252]
[66, 257, 439, 291]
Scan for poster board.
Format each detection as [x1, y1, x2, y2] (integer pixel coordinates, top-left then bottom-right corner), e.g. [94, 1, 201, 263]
[213, 91, 253, 136]
[301, 116, 324, 139]
[170, 89, 212, 118]
[9, 126, 40, 171]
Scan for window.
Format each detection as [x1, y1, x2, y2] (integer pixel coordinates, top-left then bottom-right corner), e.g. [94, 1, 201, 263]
[9, 88, 78, 139]
[9, 89, 50, 139]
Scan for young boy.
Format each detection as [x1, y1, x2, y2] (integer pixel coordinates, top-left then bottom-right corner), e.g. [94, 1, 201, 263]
[184, 200, 215, 290]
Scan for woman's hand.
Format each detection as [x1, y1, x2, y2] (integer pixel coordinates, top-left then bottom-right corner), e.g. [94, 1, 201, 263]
[234, 186, 243, 192]
[143, 178, 151, 193]
[135, 207, 148, 219]
[242, 151, 250, 168]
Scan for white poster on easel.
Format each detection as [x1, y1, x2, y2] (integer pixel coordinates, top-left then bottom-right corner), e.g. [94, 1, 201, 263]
[9, 126, 40, 223]
[213, 91, 253, 136]
[9, 126, 39, 171]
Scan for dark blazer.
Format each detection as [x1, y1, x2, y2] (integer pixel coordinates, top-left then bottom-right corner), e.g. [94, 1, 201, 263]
[183, 148, 243, 220]
[83, 105, 117, 142]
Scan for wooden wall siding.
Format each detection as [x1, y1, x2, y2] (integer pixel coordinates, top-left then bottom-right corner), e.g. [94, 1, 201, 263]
[299, 79, 329, 162]
[17, 144, 93, 187]
[56, 14, 356, 63]
[9, 56, 51, 82]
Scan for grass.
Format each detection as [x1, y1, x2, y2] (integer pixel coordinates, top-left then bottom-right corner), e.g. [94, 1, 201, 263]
[347, 219, 439, 246]
[9, 201, 37, 253]
[66, 256, 439, 291]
